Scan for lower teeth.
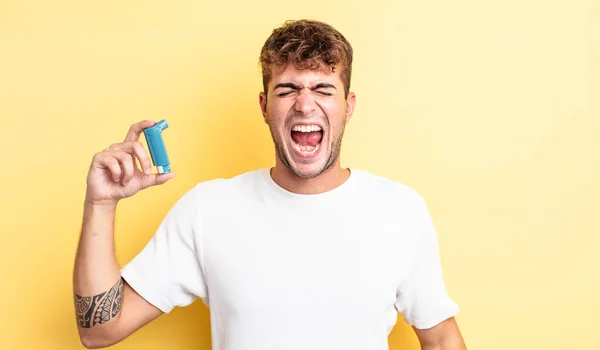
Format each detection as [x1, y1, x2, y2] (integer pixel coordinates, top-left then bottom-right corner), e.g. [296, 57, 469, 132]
[294, 142, 320, 154]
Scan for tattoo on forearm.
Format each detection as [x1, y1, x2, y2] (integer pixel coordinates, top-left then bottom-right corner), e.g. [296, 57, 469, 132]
[74, 277, 124, 328]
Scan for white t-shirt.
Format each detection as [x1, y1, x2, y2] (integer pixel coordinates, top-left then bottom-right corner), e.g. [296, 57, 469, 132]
[121, 168, 459, 350]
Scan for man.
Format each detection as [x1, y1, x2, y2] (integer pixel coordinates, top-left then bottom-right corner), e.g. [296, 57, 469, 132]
[73, 19, 466, 349]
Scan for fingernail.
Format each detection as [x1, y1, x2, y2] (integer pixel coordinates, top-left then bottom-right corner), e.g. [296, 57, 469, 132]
[144, 168, 151, 175]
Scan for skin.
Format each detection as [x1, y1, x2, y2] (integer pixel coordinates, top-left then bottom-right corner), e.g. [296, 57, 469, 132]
[414, 317, 467, 349]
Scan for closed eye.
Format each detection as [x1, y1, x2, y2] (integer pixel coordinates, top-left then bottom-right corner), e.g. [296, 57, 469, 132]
[314, 83, 336, 96]
[316, 90, 333, 96]
[277, 91, 295, 97]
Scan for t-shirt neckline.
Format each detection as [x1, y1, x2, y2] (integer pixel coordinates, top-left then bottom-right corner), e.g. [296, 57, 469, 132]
[259, 167, 357, 203]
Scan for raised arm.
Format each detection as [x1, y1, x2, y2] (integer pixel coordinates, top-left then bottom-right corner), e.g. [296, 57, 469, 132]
[73, 120, 175, 348]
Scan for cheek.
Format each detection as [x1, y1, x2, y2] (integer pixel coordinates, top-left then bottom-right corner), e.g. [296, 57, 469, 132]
[318, 100, 346, 123]
[265, 108, 286, 134]
[267, 101, 287, 121]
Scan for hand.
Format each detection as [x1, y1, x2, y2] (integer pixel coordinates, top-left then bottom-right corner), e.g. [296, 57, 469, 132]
[85, 120, 176, 206]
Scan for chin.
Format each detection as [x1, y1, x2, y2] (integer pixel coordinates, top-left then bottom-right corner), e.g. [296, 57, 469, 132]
[284, 147, 336, 180]
[289, 164, 326, 179]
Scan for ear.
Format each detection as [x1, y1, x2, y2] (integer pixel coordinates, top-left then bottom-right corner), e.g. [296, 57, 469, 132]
[345, 92, 356, 124]
[259, 92, 268, 123]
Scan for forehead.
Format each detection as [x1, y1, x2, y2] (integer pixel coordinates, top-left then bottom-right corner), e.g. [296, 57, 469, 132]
[270, 64, 342, 87]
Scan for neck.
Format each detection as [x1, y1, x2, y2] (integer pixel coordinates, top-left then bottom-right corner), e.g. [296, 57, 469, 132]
[270, 159, 350, 195]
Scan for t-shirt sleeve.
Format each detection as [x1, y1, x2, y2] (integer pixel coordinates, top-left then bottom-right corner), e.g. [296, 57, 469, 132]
[395, 197, 459, 329]
[120, 185, 208, 313]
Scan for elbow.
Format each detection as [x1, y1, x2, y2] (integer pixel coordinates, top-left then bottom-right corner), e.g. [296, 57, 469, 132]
[79, 336, 104, 349]
[79, 336, 109, 349]
[76, 311, 126, 348]
[78, 331, 118, 349]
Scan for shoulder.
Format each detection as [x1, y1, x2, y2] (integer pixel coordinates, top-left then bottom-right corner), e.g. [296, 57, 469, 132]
[350, 167, 427, 208]
[349, 168, 434, 245]
[182, 168, 266, 204]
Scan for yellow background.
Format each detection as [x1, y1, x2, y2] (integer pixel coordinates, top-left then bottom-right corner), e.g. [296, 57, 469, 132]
[1, 1, 599, 349]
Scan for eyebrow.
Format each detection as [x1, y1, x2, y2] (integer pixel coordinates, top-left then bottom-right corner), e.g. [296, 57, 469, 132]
[273, 82, 337, 91]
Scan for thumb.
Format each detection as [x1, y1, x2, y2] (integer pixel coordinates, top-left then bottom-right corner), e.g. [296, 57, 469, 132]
[142, 172, 176, 188]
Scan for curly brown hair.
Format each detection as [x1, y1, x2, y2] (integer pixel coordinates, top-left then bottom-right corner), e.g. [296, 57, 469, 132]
[259, 19, 353, 98]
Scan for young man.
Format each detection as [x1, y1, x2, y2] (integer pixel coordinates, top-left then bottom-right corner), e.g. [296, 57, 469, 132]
[73, 19, 466, 349]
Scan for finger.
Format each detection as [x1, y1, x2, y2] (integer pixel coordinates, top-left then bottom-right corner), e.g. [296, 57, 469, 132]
[105, 150, 135, 185]
[109, 141, 153, 174]
[124, 120, 156, 142]
[132, 141, 153, 174]
[94, 152, 122, 183]
[131, 154, 140, 172]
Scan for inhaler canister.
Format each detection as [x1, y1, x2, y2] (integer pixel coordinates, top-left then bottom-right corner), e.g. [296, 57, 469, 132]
[143, 120, 171, 174]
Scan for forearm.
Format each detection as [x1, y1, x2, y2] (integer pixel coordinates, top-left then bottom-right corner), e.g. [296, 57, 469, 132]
[73, 199, 124, 345]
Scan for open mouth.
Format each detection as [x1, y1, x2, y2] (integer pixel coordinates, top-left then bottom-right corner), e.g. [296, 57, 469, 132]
[290, 124, 323, 156]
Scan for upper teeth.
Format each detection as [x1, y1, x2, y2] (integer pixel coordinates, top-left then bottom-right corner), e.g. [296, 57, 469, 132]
[292, 125, 322, 132]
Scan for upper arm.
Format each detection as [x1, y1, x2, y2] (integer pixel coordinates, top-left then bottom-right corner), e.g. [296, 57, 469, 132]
[78, 280, 163, 348]
[413, 317, 466, 349]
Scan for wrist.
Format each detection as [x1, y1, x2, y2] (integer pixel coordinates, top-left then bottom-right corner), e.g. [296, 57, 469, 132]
[84, 197, 119, 211]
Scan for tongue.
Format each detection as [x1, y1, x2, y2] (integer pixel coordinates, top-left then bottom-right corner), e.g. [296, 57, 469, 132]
[291, 131, 322, 147]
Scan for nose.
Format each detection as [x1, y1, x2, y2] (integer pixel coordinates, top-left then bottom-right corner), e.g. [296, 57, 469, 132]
[293, 88, 317, 115]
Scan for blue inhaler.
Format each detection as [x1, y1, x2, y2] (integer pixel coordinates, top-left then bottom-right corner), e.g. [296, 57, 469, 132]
[143, 120, 171, 174]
